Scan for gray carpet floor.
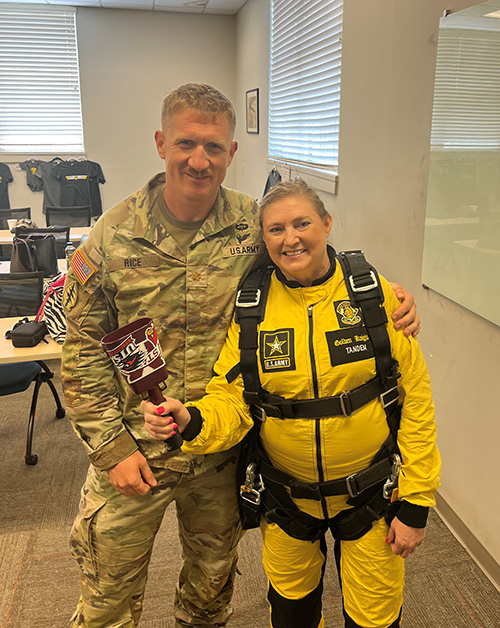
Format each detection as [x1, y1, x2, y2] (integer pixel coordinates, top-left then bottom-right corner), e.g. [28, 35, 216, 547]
[1, 360, 500, 627]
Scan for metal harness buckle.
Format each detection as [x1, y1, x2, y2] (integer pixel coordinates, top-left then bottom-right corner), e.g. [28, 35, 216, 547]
[340, 392, 353, 417]
[236, 288, 261, 308]
[239, 462, 265, 505]
[252, 405, 267, 423]
[382, 453, 402, 499]
[349, 271, 378, 293]
[346, 473, 359, 498]
[379, 385, 399, 408]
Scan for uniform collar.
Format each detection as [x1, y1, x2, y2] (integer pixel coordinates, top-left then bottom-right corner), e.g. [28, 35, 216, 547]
[131, 173, 251, 250]
[274, 245, 337, 288]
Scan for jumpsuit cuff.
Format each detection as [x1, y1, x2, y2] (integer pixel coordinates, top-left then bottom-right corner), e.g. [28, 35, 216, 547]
[183, 407, 203, 441]
[396, 500, 429, 528]
[90, 431, 139, 470]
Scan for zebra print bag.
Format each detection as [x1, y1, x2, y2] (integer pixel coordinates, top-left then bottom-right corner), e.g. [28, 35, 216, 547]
[35, 273, 67, 343]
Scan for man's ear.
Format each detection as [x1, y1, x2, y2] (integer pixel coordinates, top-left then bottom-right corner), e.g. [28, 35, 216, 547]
[227, 140, 238, 166]
[154, 130, 166, 159]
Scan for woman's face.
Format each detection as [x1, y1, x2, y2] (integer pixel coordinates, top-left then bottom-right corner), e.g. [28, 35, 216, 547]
[261, 196, 332, 286]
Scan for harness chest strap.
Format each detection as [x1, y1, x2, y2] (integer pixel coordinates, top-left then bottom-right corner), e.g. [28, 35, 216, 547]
[243, 374, 399, 420]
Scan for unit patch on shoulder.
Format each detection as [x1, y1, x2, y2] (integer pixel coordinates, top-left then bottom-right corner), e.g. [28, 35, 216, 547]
[334, 300, 363, 328]
[326, 328, 375, 367]
[62, 279, 78, 311]
[70, 249, 96, 285]
[259, 328, 295, 372]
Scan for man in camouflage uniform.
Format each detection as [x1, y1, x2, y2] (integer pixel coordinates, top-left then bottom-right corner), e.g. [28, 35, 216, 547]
[62, 83, 419, 628]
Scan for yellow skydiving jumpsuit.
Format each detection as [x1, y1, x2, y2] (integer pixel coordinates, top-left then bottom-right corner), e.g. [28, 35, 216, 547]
[181, 256, 441, 628]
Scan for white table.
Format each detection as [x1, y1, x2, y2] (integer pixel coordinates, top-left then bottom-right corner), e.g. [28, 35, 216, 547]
[0, 226, 92, 246]
[0, 317, 62, 364]
[0, 258, 67, 274]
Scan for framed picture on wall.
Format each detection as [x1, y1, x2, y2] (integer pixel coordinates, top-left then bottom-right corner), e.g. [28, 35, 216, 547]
[246, 88, 259, 134]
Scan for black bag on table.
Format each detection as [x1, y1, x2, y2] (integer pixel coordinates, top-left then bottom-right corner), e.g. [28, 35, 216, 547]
[10, 234, 58, 278]
[5, 317, 48, 348]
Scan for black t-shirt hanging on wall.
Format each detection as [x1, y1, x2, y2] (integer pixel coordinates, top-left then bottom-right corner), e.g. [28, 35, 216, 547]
[20, 159, 44, 192]
[0, 163, 13, 209]
[53, 160, 105, 217]
[35, 158, 64, 211]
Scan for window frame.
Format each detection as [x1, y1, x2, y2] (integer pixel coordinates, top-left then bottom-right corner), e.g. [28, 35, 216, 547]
[430, 23, 500, 151]
[267, 0, 343, 194]
[0, 4, 85, 156]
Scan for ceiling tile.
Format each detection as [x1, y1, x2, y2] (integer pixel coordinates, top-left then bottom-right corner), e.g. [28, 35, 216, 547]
[0, 0, 246, 13]
[153, 0, 204, 11]
[204, 0, 246, 14]
[101, 0, 153, 8]
[45, 0, 101, 5]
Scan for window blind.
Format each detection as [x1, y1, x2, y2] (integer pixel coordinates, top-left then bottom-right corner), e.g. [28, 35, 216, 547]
[431, 27, 500, 150]
[269, 0, 343, 169]
[0, 6, 84, 153]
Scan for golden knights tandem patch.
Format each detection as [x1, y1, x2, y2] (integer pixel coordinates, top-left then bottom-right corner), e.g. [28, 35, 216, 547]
[260, 329, 296, 372]
[326, 328, 375, 367]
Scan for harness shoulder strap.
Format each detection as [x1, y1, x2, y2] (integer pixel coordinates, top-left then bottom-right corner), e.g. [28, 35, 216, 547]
[235, 263, 274, 411]
[337, 250, 401, 436]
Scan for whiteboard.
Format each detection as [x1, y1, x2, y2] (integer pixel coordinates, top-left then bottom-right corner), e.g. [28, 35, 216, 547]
[422, 4, 500, 326]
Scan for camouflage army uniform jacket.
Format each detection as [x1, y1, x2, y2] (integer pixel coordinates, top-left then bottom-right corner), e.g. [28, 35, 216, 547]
[61, 173, 262, 473]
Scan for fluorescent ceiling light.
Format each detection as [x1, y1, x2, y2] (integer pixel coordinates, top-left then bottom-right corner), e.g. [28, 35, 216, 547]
[485, 10, 500, 18]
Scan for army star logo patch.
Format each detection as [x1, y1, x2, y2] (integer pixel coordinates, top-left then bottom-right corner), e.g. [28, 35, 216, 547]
[260, 328, 296, 372]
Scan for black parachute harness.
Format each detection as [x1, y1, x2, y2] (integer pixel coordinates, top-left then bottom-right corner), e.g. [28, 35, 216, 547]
[234, 249, 403, 543]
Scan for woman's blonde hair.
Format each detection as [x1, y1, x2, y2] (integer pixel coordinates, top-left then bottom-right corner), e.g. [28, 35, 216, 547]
[259, 179, 330, 229]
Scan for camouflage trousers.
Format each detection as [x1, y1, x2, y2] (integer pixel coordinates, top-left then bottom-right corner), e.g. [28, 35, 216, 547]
[69, 456, 242, 628]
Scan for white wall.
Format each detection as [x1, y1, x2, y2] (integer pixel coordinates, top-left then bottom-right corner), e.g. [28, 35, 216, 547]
[6, 0, 499, 581]
[7, 8, 237, 226]
[234, 0, 271, 200]
[236, 0, 500, 577]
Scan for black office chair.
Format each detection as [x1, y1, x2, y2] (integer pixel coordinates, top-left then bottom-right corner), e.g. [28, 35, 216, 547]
[0, 272, 65, 465]
[15, 226, 70, 260]
[46, 205, 91, 228]
[0, 207, 32, 230]
[0, 270, 44, 318]
[0, 208, 32, 260]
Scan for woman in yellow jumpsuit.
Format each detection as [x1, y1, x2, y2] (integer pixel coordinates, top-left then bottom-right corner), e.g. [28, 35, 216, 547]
[142, 180, 441, 628]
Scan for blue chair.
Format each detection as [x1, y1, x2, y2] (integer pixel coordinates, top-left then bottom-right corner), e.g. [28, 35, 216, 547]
[0, 361, 65, 465]
[0, 271, 65, 465]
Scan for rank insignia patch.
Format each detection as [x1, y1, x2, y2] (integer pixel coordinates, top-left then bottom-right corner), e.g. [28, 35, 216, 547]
[334, 300, 363, 328]
[260, 328, 296, 372]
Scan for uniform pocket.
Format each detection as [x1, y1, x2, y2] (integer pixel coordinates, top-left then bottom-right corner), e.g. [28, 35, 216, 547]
[70, 490, 107, 581]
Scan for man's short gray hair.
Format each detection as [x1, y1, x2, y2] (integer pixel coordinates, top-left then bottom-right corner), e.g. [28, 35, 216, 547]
[161, 83, 236, 135]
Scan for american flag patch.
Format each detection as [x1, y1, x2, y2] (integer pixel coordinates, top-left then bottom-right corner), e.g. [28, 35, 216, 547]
[71, 249, 96, 284]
